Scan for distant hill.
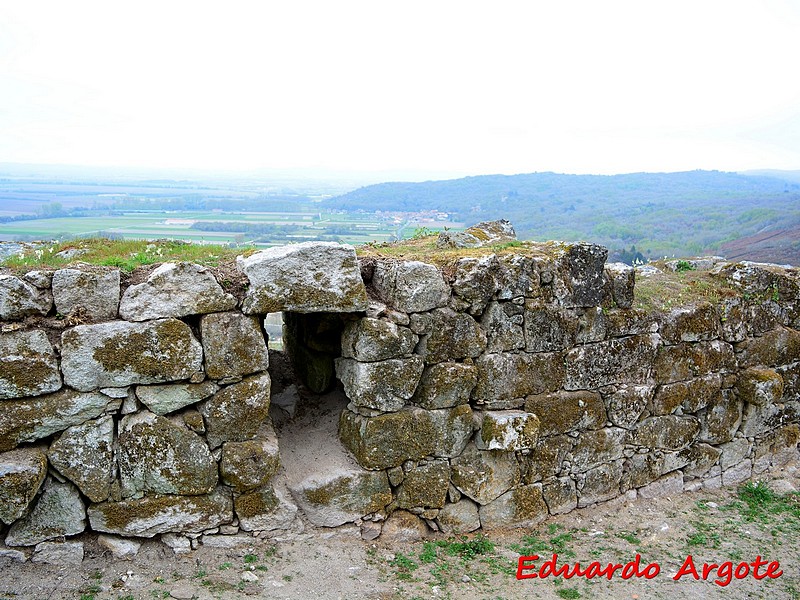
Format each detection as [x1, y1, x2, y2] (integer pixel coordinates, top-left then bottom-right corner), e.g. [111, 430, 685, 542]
[325, 170, 800, 263]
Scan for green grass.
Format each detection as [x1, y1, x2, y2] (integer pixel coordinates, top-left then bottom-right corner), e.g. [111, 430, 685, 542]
[556, 588, 582, 599]
[511, 530, 576, 560]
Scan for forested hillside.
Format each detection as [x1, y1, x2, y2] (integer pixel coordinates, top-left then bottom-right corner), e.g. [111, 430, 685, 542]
[326, 171, 800, 262]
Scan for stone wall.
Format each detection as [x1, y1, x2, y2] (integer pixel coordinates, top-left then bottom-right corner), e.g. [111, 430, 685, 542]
[1, 233, 799, 561]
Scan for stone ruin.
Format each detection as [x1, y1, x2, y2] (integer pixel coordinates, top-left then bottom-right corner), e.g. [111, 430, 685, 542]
[1, 223, 799, 563]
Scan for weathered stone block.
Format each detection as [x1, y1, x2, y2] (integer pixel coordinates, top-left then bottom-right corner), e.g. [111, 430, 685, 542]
[564, 243, 609, 307]
[605, 262, 635, 309]
[436, 219, 516, 249]
[736, 367, 784, 407]
[0, 389, 113, 452]
[481, 301, 525, 353]
[0, 330, 62, 400]
[637, 472, 683, 499]
[451, 255, 501, 310]
[416, 308, 487, 363]
[48, 415, 114, 503]
[339, 408, 436, 470]
[235, 485, 298, 532]
[576, 306, 607, 344]
[658, 302, 722, 344]
[604, 308, 658, 338]
[654, 340, 736, 384]
[120, 262, 236, 321]
[0, 448, 47, 525]
[397, 461, 450, 509]
[118, 411, 217, 498]
[335, 356, 424, 412]
[341, 317, 418, 362]
[719, 438, 751, 470]
[543, 476, 577, 515]
[523, 304, 578, 352]
[473, 352, 564, 403]
[32, 541, 83, 565]
[61, 318, 203, 391]
[5, 479, 85, 546]
[238, 242, 367, 314]
[289, 469, 392, 527]
[428, 404, 474, 458]
[525, 390, 606, 436]
[739, 327, 800, 368]
[479, 483, 548, 529]
[436, 498, 481, 534]
[0, 273, 52, 320]
[476, 410, 540, 451]
[380, 509, 428, 542]
[718, 298, 748, 343]
[135, 381, 219, 415]
[52, 268, 120, 320]
[680, 443, 723, 478]
[570, 428, 627, 473]
[564, 334, 659, 390]
[88, 488, 233, 537]
[633, 415, 700, 451]
[739, 397, 798, 438]
[652, 374, 722, 415]
[606, 385, 651, 429]
[450, 443, 520, 505]
[698, 389, 742, 444]
[200, 312, 269, 380]
[412, 363, 477, 409]
[220, 427, 280, 492]
[578, 461, 622, 507]
[520, 435, 572, 483]
[495, 254, 540, 299]
[371, 260, 449, 313]
[200, 373, 271, 449]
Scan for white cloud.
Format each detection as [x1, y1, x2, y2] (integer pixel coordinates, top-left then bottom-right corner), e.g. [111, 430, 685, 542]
[0, 0, 798, 176]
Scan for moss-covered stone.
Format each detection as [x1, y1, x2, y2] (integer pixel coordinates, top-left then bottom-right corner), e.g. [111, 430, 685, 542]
[473, 352, 565, 404]
[604, 308, 658, 338]
[335, 356, 424, 412]
[200, 312, 269, 380]
[235, 485, 298, 532]
[680, 443, 723, 478]
[578, 460, 623, 507]
[200, 373, 271, 449]
[52, 268, 120, 320]
[416, 308, 487, 363]
[371, 260, 450, 313]
[698, 389, 742, 444]
[220, 428, 280, 492]
[738, 326, 800, 368]
[450, 443, 520, 505]
[481, 301, 525, 353]
[117, 411, 217, 497]
[341, 317, 418, 362]
[0, 273, 52, 320]
[654, 340, 736, 384]
[48, 415, 115, 503]
[61, 318, 204, 391]
[564, 334, 660, 390]
[135, 381, 219, 416]
[479, 483, 548, 529]
[570, 427, 627, 473]
[396, 461, 450, 509]
[633, 415, 700, 451]
[5, 478, 85, 546]
[0, 330, 62, 400]
[524, 390, 606, 436]
[652, 374, 723, 415]
[523, 304, 578, 352]
[605, 262, 635, 309]
[476, 410, 540, 451]
[238, 242, 368, 314]
[736, 367, 784, 406]
[542, 477, 577, 515]
[605, 385, 651, 429]
[428, 404, 474, 458]
[564, 243, 609, 308]
[519, 435, 572, 483]
[412, 363, 477, 409]
[658, 302, 722, 344]
[119, 262, 236, 321]
[450, 255, 502, 310]
[0, 448, 47, 525]
[289, 469, 392, 527]
[339, 408, 436, 470]
[0, 389, 112, 452]
[88, 488, 233, 537]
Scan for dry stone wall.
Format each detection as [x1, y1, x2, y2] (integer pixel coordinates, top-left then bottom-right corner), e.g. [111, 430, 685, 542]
[1, 230, 799, 561]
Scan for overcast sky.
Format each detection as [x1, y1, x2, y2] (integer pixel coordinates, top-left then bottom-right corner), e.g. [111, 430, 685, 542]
[1, 1, 799, 178]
